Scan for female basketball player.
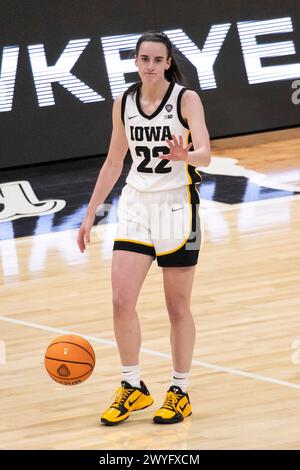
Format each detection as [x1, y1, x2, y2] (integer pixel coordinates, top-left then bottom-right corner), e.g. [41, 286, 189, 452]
[77, 31, 211, 425]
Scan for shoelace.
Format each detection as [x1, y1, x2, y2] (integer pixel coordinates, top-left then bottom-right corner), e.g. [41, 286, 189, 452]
[162, 391, 181, 411]
[111, 386, 132, 409]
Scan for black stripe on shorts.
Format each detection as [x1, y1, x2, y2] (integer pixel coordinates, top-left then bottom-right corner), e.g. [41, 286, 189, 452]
[113, 240, 156, 258]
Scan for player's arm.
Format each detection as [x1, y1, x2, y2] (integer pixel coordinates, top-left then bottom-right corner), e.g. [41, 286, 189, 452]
[181, 90, 211, 168]
[85, 93, 128, 218]
[77, 94, 128, 252]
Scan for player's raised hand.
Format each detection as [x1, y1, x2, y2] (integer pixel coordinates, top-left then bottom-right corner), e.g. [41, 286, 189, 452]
[159, 134, 193, 162]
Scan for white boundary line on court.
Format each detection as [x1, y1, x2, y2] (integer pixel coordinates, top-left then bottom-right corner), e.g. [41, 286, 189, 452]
[1, 315, 300, 391]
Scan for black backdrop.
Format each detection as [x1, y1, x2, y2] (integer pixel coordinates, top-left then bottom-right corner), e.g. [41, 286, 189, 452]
[1, 0, 300, 168]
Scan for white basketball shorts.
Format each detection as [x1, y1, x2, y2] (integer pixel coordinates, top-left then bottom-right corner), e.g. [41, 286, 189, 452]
[113, 184, 203, 267]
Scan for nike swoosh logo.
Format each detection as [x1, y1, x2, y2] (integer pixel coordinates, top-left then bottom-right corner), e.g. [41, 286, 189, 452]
[128, 395, 141, 406]
[129, 115, 138, 119]
[179, 402, 188, 413]
[171, 207, 184, 212]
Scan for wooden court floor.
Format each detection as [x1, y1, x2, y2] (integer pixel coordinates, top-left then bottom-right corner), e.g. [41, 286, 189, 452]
[0, 128, 300, 450]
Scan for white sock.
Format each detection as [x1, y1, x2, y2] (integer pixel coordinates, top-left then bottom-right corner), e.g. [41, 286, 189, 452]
[170, 370, 189, 392]
[122, 365, 141, 388]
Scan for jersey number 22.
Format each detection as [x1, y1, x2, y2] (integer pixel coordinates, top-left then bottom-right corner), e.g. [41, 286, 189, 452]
[135, 146, 171, 173]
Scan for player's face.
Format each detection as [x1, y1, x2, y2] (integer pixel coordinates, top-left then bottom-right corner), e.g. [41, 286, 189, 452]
[135, 41, 171, 83]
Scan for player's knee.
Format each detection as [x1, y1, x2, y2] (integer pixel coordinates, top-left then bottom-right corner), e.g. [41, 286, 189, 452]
[112, 292, 136, 318]
[166, 300, 191, 323]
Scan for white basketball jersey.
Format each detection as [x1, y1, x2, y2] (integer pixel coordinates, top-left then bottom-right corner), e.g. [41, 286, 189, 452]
[121, 81, 201, 192]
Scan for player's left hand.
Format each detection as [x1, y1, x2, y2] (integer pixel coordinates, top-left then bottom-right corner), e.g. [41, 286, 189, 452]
[159, 134, 193, 162]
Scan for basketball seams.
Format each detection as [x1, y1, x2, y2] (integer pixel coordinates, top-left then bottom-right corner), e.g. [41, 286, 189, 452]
[44, 335, 96, 385]
[44, 356, 94, 368]
[47, 341, 95, 363]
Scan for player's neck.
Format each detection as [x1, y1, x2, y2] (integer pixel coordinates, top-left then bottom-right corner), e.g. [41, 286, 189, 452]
[140, 80, 170, 103]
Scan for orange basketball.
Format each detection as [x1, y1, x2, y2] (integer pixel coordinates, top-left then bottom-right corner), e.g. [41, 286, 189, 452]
[44, 334, 95, 385]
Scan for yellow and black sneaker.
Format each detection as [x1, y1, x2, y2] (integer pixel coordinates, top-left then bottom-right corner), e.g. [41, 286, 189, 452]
[153, 386, 192, 424]
[100, 380, 154, 426]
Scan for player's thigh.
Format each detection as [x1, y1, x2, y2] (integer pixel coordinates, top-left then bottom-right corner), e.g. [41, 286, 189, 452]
[111, 250, 153, 307]
[162, 266, 196, 312]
